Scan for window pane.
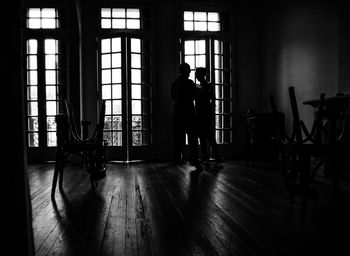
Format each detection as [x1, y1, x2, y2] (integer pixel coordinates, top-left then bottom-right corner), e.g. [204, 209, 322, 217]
[47, 117, 56, 131]
[28, 117, 39, 131]
[27, 56, 37, 69]
[105, 100, 112, 115]
[45, 39, 56, 54]
[132, 116, 142, 130]
[131, 69, 141, 84]
[184, 21, 193, 31]
[112, 8, 125, 18]
[196, 40, 205, 54]
[113, 132, 122, 146]
[184, 11, 193, 20]
[113, 116, 122, 130]
[47, 132, 57, 147]
[111, 53, 121, 67]
[101, 39, 110, 53]
[45, 71, 56, 84]
[42, 8, 56, 18]
[194, 21, 207, 31]
[28, 102, 38, 116]
[27, 40, 37, 54]
[112, 19, 125, 29]
[103, 131, 112, 146]
[208, 22, 220, 31]
[132, 85, 141, 99]
[208, 12, 219, 21]
[28, 133, 39, 147]
[104, 116, 112, 130]
[194, 12, 206, 21]
[131, 38, 141, 53]
[132, 131, 142, 146]
[112, 100, 122, 114]
[196, 55, 206, 67]
[102, 69, 111, 84]
[184, 41, 194, 54]
[127, 19, 140, 29]
[112, 38, 121, 52]
[46, 101, 57, 115]
[28, 19, 40, 29]
[127, 9, 140, 18]
[131, 54, 141, 68]
[184, 56, 195, 69]
[101, 8, 111, 18]
[101, 19, 111, 29]
[112, 84, 122, 99]
[42, 19, 56, 29]
[112, 69, 121, 83]
[46, 86, 57, 100]
[215, 70, 223, 84]
[28, 8, 40, 18]
[102, 85, 111, 99]
[45, 55, 56, 69]
[102, 54, 111, 68]
[27, 86, 37, 100]
[28, 71, 37, 85]
[215, 55, 223, 69]
[132, 100, 141, 114]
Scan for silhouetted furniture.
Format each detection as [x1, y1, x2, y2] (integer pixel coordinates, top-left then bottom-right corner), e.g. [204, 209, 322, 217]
[269, 87, 349, 218]
[51, 100, 107, 197]
[245, 110, 283, 167]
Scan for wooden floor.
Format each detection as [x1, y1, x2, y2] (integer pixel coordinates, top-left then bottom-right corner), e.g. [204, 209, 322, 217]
[28, 161, 350, 256]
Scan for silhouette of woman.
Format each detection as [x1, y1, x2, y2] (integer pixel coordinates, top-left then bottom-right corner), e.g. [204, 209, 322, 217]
[195, 67, 221, 164]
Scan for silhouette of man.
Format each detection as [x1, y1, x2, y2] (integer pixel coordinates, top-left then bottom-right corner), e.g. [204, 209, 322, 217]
[195, 67, 221, 164]
[171, 63, 200, 167]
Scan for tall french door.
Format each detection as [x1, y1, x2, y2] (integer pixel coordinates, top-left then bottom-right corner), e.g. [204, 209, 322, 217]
[99, 35, 152, 161]
[181, 37, 232, 144]
[25, 38, 63, 162]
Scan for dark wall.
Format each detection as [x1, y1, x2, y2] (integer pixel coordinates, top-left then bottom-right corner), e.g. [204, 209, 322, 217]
[262, 0, 340, 129]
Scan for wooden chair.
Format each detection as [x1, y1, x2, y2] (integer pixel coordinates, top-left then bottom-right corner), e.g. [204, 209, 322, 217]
[51, 100, 107, 197]
[269, 87, 346, 218]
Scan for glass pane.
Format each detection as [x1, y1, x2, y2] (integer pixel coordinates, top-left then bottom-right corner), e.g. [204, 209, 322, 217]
[102, 85, 111, 99]
[111, 53, 121, 67]
[215, 70, 223, 84]
[42, 18, 56, 29]
[184, 21, 193, 31]
[132, 116, 142, 130]
[216, 130, 223, 144]
[215, 85, 222, 99]
[28, 117, 39, 131]
[47, 132, 57, 147]
[112, 19, 125, 29]
[101, 8, 111, 18]
[184, 11, 193, 20]
[208, 12, 219, 21]
[102, 54, 111, 68]
[45, 71, 56, 84]
[28, 102, 38, 116]
[184, 56, 194, 70]
[215, 100, 223, 114]
[112, 38, 121, 52]
[127, 19, 140, 29]
[47, 117, 57, 131]
[127, 9, 140, 18]
[196, 40, 206, 54]
[194, 12, 206, 21]
[103, 132, 112, 146]
[28, 8, 40, 18]
[112, 69, 121, 83]
[27, 86, 37, 100]
[184, 41, 194, 55]
[215, 55, 223, 69]
[196, 55, 206, 67]
[194, 21, 206, 31]
[101, 39, 110, 53]
[132, 100, 141, 114]
[27, 40, 37, 54]
[28, 133, 39, 147]
[45, 55, 56, 69]
[105, 100, 112, 115]
[131, 54, 141, 68]
[112, 100, 122, 114]
[45, 39, 57, 54]
[42, 8, 56, 18]
[104, 116, 112, 130]
[112, 84, 121, 99]
[101, 19, 111, 29]
[132, 131, 142, 146]
[216, 115, 223, 129]
[27, 56, 37, 69]
[131, 69, 141, 84]
[208, 22, 220, 31]
[132, 85, 141, 99]
[113, 132, 123, 146]
[112, 8, 125, 18]
[131, 38, 141, 53]
[113, 116, 122, 130]
[46, 101, 57, 115]
[46, 86, 57, 100]
[102, 69, 111, 84]
[28, 19, 40, 29]
[214, 40, 222, 54]
[142, 130, 151, 145]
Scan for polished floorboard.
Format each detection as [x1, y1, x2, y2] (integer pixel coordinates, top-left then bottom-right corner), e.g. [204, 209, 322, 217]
[28, 161, 350, 256]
